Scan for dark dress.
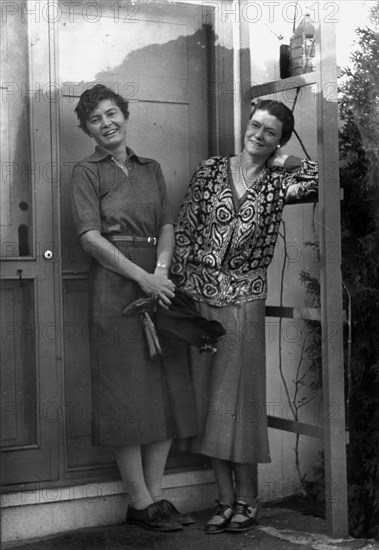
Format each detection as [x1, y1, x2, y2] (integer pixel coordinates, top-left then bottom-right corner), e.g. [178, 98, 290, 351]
[71, 146, 198, 447]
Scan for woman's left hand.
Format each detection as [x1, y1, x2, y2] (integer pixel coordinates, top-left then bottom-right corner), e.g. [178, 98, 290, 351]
[153, 266, 172, 309]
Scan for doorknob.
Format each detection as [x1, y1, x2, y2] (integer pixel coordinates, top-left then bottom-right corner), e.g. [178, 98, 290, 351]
[43, 250, 53, 260]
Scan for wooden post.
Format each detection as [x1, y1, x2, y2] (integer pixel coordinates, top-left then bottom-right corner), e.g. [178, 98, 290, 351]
[315, 21, 348, 537]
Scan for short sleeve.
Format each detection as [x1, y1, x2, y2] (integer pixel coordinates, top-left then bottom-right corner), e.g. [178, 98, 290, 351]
[70, 162, 102, 237]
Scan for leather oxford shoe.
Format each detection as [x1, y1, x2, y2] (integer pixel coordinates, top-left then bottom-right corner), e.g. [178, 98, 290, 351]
[126, 502, 183, 532]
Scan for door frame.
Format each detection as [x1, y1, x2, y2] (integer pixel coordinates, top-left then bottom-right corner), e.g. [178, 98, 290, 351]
[0, 0, 62, 488]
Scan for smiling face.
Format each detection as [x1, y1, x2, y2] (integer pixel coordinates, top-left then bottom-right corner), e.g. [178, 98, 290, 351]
[244, 109, 283, 161]
[85, 99, 128, 152]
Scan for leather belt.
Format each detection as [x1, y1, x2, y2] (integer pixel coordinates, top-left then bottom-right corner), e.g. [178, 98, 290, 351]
[108, 235, 157, 246]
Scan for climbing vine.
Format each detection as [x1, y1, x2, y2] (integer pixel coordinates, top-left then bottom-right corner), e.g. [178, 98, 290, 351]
[277, 216, 321, 493]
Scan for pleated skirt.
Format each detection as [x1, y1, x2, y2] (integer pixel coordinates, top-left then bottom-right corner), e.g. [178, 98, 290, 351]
[88, 241, 198, 447]
[184, 299, 271, 464]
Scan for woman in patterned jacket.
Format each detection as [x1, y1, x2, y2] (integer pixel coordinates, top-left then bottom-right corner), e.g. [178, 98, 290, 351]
[171, 99, 318, 534]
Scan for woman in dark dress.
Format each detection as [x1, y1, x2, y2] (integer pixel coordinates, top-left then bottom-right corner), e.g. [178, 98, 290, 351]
[71, 84, 197, 532]
[171, 100, 318, 534]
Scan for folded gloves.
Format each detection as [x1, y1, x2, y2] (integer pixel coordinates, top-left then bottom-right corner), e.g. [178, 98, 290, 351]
[122, 288, 226, 358]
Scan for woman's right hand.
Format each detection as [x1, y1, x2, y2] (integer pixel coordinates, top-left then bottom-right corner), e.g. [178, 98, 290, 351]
[80, 230, 176, 306]
[139, 272, 176, 307]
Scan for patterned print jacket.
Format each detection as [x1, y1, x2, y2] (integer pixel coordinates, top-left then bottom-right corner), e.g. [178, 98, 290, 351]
[171, 156, 318, 307]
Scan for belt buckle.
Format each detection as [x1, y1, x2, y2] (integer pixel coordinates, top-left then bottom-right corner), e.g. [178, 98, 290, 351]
[147, 236, 157, 245]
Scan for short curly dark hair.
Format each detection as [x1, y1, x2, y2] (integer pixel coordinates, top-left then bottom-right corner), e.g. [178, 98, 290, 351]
[250, 99, 294, 146]
[74, 84, 130, 135]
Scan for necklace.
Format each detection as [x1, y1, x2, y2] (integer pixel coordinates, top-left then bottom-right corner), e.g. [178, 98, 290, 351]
[238, 154, 264, 192]
[112, 156, 129, 177]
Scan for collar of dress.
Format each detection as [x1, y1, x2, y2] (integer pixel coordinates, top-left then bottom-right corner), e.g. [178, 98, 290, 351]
[85, 145, 151, 165]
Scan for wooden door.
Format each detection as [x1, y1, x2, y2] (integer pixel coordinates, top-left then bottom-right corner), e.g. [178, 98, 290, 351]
[56, 0, 211, 477]
[0, 2, 60, 485]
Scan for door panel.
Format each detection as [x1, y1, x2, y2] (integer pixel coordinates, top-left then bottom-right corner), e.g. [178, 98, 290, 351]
[0, 8, 33, 255]
[1, 280, 37, 448]
[57, 1, 210, 475]
[1, 1, 59, 486]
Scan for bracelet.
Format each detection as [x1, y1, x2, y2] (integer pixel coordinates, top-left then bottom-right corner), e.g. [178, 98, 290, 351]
[156, 262, 169, 269]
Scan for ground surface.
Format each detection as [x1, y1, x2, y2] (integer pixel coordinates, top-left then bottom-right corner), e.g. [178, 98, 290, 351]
[3, 504, 379, 550]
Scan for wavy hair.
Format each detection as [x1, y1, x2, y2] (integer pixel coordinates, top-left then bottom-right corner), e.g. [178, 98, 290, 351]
[75, 84, 130, 134]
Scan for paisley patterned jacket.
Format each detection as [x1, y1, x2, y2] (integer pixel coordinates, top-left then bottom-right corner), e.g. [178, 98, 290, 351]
[171, 155, 318, 307]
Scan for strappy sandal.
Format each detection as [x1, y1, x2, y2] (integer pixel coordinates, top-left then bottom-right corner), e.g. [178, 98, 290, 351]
[225, 500, 260, 532]
[205, 500, 233, 534]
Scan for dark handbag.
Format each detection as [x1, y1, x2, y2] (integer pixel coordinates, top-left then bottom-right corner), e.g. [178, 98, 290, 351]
[122, 288, 225, 358]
